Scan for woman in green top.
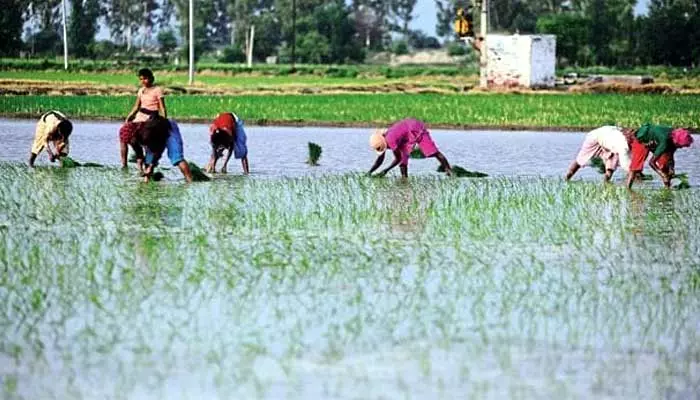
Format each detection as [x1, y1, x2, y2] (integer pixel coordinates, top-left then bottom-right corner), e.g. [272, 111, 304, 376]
[627, 123, 693, 189]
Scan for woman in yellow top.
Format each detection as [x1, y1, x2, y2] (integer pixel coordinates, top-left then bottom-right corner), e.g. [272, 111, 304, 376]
[28, 110, 73, 167]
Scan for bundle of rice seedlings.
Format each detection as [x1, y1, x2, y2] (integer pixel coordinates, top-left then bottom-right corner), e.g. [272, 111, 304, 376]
[437, 164, 488, 178]
[673, 173, 690, 189]
[409, 148, 425, 159]
[307, 142, 322, 166]
[589, 157, 606, 174]
[152, 171, 165, 182]
[188, 162, 211, 182]
[59, 156, 80, 168]
[59, 156, 103, 168]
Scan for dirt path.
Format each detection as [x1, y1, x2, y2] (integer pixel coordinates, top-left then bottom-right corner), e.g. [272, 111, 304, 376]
[2, 78, 697, 96]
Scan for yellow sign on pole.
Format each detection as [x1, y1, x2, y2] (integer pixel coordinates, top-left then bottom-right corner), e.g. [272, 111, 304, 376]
[454, 8, 473, 38]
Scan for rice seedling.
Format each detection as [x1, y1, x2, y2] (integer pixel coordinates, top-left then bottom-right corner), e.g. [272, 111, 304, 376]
[673, 173, 690, 189]
[0, 165, 698, 399]
[2, 93, 699, 129]
[409, 148, 425, 159]
[187, 161, 211, 181]
[437, 164, 488, 177]
[307, 142, 322, 166]
[59, 156, 104, 168]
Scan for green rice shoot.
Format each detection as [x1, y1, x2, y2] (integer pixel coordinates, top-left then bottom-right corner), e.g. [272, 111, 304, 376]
[307, 142, 322, 166]
[438, 164, 488, 178]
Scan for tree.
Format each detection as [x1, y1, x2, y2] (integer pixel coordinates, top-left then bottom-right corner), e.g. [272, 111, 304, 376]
[353, 3, 383, 49]
[171, 0, 230, 53]
[352, 0, 391, 49]
[104, 0, 142, 50]
[391, 0, 417, 37]
[408, 30, 440, 49]
[69, 0, 101, 57]
[536, 13, 591, 66]
[0, 0, 27, 56]
[641, 0, 699, 66]
[434, 0, 455, 41]
[157, 29, 178, 55]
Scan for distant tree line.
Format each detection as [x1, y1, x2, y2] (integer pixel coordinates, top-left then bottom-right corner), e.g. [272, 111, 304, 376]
[1, 0, 698, 67]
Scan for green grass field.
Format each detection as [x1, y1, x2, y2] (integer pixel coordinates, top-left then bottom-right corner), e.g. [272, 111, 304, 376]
[1, 70, 458, 88]
[1, 93, 699, 129]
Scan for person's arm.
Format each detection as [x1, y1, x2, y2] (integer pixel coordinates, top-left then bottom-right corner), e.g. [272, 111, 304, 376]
[433, 152, 452, 176]
[45, 139, 57, 162]
[648, 155, 671, 188]
[176, 160, 193, 183]
[368, 152, 386, 175]
[205, 145, 218, 173]
[28, 152, 38, 167]
[379, 149, 403, 176]
[158, 96, 167, 119]
[143, 164, 154, 183]
[125, 97, 141, 122]
[143, 148, 161, 181]
[603, 169, 614, 183]
[221, 145, 233, 173]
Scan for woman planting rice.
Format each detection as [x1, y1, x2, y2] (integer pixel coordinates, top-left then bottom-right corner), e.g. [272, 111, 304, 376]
[368, 118, 452, 178]
[565, 125, 633, 183]
[139, 117, 193, 183]
[626, 123, 693, 189]
[28, 110, 73, 167]
[119, 68, 166, 169]
[205, 112, 250, 174]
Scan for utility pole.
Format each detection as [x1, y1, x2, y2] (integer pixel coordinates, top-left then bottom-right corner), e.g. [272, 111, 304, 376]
[291, 0, 296, 70]
[479, 0, 488, 88]
[62, 0, 68, 70]
[188, 0, 195, 84]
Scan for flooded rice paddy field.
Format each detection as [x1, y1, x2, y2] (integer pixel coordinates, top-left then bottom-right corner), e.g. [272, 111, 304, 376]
[1, 120, 700, 399]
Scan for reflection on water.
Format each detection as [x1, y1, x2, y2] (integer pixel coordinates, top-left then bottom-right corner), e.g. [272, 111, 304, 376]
[0, 121, 699, 399]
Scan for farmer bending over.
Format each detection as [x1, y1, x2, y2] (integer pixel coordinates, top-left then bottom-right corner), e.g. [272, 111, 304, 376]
[29, 110, 73, 167]
[368, 118, 452, 178]
[626, 123, 693, 189]
[139, 117, 193, 183]
[565, 125, 632, 183]
[119, 68, 165, 169]
[205, 112, 250, 174]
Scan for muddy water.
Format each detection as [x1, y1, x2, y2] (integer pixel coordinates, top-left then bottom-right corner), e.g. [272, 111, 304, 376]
[2, 119, 699, 181]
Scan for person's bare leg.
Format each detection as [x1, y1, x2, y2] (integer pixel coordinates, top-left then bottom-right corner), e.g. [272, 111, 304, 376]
[565, 161, 581, 181]
[241, 156, 249, 175]
[177, 160, 193, 182]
